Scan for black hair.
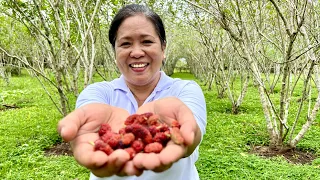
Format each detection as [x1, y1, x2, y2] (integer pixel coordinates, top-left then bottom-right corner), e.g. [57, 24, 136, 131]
[108, 4, 166, 49]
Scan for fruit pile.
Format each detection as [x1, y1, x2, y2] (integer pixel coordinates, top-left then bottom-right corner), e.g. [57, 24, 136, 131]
[93, 112, 184, 159]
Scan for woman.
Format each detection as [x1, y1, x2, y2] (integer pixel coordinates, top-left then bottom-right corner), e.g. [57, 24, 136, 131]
[57, 4, 207, 180]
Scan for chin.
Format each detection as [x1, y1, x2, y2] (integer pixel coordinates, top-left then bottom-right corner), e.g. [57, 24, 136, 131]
[126, 72, 159, 86]
[133, 80, 151, 86]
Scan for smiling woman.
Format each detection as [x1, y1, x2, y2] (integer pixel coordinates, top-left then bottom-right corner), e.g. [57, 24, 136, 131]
[114, 14, 165, 95]
[57, 3, 207, 180]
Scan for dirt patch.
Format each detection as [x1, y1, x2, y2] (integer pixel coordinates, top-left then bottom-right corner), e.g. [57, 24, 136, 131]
[250, 146, 316, 165]
[44, 142, 73, 156]
[0, 104, 20, 111]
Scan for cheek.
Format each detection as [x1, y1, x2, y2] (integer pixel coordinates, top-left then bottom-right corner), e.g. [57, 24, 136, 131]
[115, 51, 125, 63]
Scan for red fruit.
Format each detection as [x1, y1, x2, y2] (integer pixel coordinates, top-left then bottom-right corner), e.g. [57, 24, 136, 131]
[170, 127, 184, 145]
[141, 112, 153, 119]
[94, 139, 114, 155]
[102, 144, 114, 155]
[94, 113, 183, 156]
[94, 139, 106, 151]
[132, 140, 144, 153]
[135, 112, 154, 125]
[148, 125, 160, 136]
[144, 142, 163, 153]
[147, 114, 161, 126]
[153, 132, 170, 145]
[171, 120, 181, 128]
[119, 127, 126, 135]
[125, 114, 139, 125]
[101, 132, 121, 149]
[125, 124, 153, 144]
[121, 133, 135, 145]
[100, 131, 114, 142]
[107, 137, 120, 149]
[157, 124, 169, 132]
[125, 147, 136, 159]
[136, 115, 148, 125]
[98, 123, 112, 136]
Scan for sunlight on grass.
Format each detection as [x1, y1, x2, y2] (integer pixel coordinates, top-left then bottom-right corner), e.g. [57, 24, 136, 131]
[1, 72, 320, 179]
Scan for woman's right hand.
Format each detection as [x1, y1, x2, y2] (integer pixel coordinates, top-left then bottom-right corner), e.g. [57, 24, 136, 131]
[57, 103, 143, 177]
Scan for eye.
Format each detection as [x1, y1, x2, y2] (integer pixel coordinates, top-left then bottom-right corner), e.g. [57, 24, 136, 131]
[120, 42, 131, 47]
[142, 40, 153, 44]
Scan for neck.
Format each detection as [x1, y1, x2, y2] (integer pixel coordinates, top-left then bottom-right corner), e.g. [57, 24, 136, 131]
[127, 72, 161, 105]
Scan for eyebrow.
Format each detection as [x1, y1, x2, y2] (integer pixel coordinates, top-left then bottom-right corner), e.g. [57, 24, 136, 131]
[117, 34, 156, 41]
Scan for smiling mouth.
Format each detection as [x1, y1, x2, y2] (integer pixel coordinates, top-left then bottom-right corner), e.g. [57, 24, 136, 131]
[129, 63, 149, 68]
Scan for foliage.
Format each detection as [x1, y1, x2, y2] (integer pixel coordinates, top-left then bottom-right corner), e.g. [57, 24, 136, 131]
[1, 72, 319, 179]
[0, 72, 88, 179]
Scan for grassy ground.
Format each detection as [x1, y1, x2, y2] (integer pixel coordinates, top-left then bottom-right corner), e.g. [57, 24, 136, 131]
[0, 72, 320, 179]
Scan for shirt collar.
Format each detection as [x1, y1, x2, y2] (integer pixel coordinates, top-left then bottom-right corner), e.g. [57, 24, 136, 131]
[111, 71, 173, 93]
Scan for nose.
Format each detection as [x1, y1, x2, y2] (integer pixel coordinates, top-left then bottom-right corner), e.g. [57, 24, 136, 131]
[130, 45, 145, 58]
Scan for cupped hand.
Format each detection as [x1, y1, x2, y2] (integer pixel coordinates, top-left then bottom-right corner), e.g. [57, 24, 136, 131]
[57, 103, 143, 177]
[133, 97, 201, 172]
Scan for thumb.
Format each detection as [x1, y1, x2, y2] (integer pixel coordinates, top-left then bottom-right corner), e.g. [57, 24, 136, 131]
[57, 107, 86, 142]
[177, 104, 201, 156]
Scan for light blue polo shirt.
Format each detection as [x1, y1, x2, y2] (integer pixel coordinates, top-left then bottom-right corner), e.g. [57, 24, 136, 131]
[76, 71, 207, 180]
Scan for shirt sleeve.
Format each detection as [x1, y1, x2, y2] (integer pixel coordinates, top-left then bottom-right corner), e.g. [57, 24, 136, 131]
[177, 81, 207, 139]
[75, 82, 112, 108]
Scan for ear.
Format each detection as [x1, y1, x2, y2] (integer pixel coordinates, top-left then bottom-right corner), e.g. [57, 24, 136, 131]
[161, 40, 166, 51]
[162, 42, 166, 59]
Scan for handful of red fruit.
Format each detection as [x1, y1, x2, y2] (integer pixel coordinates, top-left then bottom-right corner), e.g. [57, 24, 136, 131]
[93, 112, 184, 159]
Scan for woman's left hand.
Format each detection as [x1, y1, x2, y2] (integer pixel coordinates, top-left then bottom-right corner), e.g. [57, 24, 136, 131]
[133, 97, 201, 172]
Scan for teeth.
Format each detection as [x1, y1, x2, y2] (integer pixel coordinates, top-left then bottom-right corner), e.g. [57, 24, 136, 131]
[131, 63, 147, 68]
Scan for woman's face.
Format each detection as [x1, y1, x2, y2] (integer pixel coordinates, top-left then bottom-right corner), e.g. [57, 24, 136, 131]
[115, 14, 165, 86]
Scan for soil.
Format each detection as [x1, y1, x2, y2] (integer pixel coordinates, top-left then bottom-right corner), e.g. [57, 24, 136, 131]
[45, 143, 316, 165]
[44, 142, 73, 156]
[250, 145, 316, 165]
[0, 104, 19, 111]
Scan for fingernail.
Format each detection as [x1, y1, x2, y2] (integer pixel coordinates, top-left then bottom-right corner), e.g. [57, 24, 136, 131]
[60, 127, 66, 137]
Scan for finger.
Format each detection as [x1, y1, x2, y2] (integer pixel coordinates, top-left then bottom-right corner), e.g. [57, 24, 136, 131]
[158, 113, 196, 146]
[57, 107, 86, 142]
[72, 133, 108, 169]
[132, 153, 145, 169]
[91, 149, 130, 177]
[117, 161, 143, 177]
[142, 153, 161, 170]
[152, 162, 172, 172]
[132, 153, 162, 170]
[158, 141, 186, 165]
[135, 101, 155, 114]
[179, 119, 196, 146]
[108, 149, 131, 169]
[133, 151, 172, 172]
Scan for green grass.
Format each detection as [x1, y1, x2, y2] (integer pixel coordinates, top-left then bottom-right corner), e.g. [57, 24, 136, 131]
[0, 72, 320, 179]
[0, 75, 90, 179]
[170, 72, 196, 80]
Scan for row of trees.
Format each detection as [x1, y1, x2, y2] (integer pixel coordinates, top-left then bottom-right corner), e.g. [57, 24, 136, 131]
[1, 0, 320, 151]
[0, 0, 188, 115]
[184, 0, 320, 150]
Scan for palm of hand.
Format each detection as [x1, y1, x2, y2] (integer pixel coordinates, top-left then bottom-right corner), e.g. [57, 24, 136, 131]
[132, 97, 194, 172]
[58, 98, 198, 177]
[58, 104, 134, 177]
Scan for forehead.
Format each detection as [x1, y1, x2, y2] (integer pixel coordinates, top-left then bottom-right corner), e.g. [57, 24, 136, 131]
[117, 15, 157, 38]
